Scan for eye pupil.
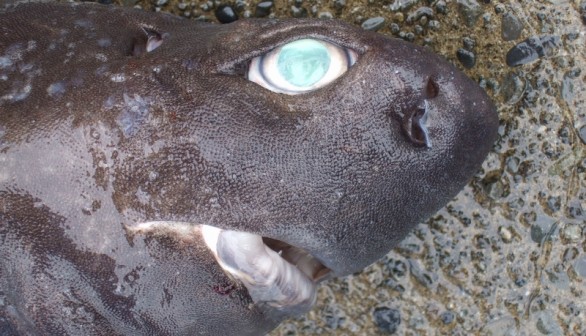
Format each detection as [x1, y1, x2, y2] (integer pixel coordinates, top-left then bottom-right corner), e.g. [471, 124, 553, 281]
[277, 39, 331, 87]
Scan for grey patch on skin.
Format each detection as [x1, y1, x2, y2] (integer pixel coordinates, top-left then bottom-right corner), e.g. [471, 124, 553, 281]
[0, 125, 5, 147]
[47, 81, 66, 98]
[74, 19, 93, 29]
[97, 37, 112, 48]
[102, 96, 116, 110]
[0, 42, 41, 104]
[0, 56, 13, 69]
[95, 53, 108, 62]
[95, 64, 109, 76]
[117, 93, 152, 137]
[135, 187, 151, 205]
[1, 82, 32, 103]
[110, 73, 126, 82]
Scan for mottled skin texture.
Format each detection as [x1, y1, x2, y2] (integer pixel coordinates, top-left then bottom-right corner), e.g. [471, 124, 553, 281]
[0, 2, 498, 335]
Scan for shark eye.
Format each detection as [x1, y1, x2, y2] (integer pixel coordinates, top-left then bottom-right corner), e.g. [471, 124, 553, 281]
[247, 39, 358, 95]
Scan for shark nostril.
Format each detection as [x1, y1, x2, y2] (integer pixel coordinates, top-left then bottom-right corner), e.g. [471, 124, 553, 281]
[402, 101, 431, 148]
[425, 76, 439, 99]
[399, 76, 437, 147]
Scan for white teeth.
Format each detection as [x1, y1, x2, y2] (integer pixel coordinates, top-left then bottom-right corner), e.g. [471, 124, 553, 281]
[201, 225, 316, 313]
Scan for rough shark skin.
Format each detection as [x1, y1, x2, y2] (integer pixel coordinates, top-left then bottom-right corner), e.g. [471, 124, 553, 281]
[0, 2, 498, 335]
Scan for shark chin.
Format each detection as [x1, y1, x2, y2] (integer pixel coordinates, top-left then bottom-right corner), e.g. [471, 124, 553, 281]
[128, 221, 331, 317]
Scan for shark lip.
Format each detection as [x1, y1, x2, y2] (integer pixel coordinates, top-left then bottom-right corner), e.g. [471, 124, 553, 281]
[201, 225, 331, 315]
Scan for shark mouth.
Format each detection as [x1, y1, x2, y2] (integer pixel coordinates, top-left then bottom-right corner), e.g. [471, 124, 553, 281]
[201, 225, 331, 316]
[128, 222, 330, 315]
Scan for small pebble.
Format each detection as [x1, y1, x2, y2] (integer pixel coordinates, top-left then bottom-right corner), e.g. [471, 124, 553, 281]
[394, 12, 404, 23]
[362, 17, 386, 31]
[428, 20, 440, 30]
[290, 5, 308, 18]
[546, 196, 561, 213]
[482, 12, 492, 26]
[408, 260, 435, 287]
[234, 0, 246, 10]
[457, 0, 483, 27]
[199, 0, 213, 11]
[563, 247, 579, 262]
[390, 23, 401, 34]
[310, 5, 318, 16]
[514, 278, 527, 287]
[323, 304, 346, 329]
[498, 226, 513, 243]
[575, 257, 586, 278]
[373, 307, 401, 334]
[581, 0, 586, 24]
[215, 5, 238, 23]
[388, 0, 418, 11]
[414, 25, 424, 35]
[255, 1, 273, 17]
[484, 175, 504, 199]
[501, 72, 526, 104]
[480, 317, 517, 335]
[506, 35, 561, 67]
[494, 3, 505, 14]
[435, 0, 447, 14]
[561, 223, 582, 243]
[562, 68, 581, 104]
[404, 32, 415, 42]
[501, 12, 524, 41]
[457, 49, 476, 68]
[505, 156, 520, 173]
[406, 7, 433, 24]
[463, 36, 476, 50]
[578, 125, 586, 145]
[440, 311, 455, 324]
[334, 0, 346, 10]
[530, 225, 545, 244]
[534, 310, 563, 335]
[386, 259, 407, 277]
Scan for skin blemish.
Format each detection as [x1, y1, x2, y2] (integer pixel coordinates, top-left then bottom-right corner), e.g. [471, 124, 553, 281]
[1, 83, 32, 103]
[74, 19, 93, 29]
[95, 53, 108, 62]
[110, 73, 126, 82]
[0, 56, 13, 69]
[97, 37, 112, 48]
[47, 81, 67, 98]
[117, 93, 152, 137]
[102, 96, 115, 109]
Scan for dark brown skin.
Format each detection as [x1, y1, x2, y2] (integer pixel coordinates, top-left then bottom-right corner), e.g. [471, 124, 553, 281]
[0, 2, 498, 335]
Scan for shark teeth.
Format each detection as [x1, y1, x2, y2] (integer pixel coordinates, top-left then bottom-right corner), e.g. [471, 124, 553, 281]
[128, 221, 329, 315]
[202, 225, 319, 315]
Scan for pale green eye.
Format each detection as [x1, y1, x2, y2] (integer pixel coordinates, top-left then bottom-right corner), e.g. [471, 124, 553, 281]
[277, 39, 331, 87]
[248, 38, 357, 95]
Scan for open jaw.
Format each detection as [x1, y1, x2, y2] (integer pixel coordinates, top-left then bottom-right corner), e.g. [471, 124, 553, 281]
[128, 222, 331, 316]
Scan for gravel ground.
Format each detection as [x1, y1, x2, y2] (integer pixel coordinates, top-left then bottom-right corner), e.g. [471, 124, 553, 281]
[58, 0, 586, 334]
